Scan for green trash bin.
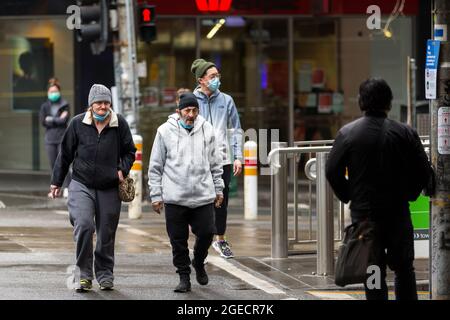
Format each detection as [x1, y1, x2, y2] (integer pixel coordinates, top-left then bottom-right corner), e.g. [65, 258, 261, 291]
[409, 194, 430, 258]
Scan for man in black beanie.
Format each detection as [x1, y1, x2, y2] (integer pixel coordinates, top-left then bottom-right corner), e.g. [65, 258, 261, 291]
[148, 92, 224, 293]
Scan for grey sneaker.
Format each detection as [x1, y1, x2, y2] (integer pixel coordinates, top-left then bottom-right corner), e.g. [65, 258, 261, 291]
[99, 280, 114, 291]
[212, 240, 234, 259]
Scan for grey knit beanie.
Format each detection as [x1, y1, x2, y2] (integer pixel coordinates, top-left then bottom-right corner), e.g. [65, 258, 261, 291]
[88, 84, 112, 106]
[191, 58, 216, 80]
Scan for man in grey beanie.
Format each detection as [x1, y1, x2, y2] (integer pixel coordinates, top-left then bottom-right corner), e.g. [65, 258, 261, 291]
[50, 84, 136, 292]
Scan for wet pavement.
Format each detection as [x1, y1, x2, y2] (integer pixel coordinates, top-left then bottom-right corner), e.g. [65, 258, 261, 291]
[0, 171, 431, 300]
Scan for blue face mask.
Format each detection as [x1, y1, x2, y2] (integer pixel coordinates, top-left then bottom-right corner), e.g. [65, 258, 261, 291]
[48, 92, 61, 102]
[93, 110, 110, 122]
[179, 119, 194, 130]
[207, 77, 221, 92]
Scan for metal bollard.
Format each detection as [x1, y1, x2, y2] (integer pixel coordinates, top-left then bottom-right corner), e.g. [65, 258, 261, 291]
[128, 134, 142, 219]
[271, 142, 288, 259]
[244, 141, 258, 220]
[316, 153, 334, 275]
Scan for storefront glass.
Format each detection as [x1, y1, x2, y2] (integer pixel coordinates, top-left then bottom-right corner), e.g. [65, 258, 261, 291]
[137, 15, 413, 174]
[137, 18, 197, 171]
[0, 17, 74, 171]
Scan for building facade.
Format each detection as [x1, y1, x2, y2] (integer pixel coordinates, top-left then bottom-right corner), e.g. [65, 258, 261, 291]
[0, 0, 430, 172]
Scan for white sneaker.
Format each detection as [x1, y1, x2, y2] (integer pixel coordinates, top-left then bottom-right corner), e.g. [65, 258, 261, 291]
[212, 240, 234, 259]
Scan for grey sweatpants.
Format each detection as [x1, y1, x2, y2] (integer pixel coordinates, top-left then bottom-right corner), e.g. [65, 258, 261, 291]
[67, 179, 121, 283]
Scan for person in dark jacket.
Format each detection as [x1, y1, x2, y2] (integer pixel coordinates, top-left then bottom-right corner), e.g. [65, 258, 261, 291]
[49, 84, 136, 292]
[40, 78, 70, 196]
[326, 78, 431, 300]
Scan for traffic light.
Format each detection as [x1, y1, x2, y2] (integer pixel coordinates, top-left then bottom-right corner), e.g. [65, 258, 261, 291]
[76, 0, 109, 55]
[137, 4, 156, 43]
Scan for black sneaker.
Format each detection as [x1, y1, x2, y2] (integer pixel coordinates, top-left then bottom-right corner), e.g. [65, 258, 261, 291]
[99, 280, 114, 291]
[192, 260, 208, 285]
[174, 274, 191, 293]
[76, 279, 92, 292]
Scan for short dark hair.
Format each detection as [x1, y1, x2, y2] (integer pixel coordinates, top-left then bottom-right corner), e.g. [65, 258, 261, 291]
[358, 78, 393, 112]
[48, 77, 61, 91]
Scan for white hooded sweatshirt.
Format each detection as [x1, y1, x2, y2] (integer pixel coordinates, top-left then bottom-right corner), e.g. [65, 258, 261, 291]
[148, 113, 224, 208]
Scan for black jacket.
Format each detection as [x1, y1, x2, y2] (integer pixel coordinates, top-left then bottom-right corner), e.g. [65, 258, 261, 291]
[326, 111, 431, 219]
[39, 99, 70, 144]
[51, 111, 136, 190]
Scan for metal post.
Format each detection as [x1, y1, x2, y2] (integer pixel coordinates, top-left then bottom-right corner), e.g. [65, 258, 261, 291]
[431, 0, 450, 300]
[411, 58, 417, 129]
[288, 17, 294, 149]
[316, 153, 334, 276]
[407, 56, 413, 126]
[116, 0, 140, 134]
[407, 57, 418, 128]
[271, 142, 288, 258]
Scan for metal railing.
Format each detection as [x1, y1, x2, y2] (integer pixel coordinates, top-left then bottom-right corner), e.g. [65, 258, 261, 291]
[268, 145, 334, 261]
[291, 140, 337, 248]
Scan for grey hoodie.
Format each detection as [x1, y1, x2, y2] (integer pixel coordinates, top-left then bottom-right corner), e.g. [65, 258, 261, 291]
[148, 114, 224, 208]
[193, 87, 243, 166]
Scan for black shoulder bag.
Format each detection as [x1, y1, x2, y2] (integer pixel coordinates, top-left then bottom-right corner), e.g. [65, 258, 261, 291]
[334, 119, 389, 287]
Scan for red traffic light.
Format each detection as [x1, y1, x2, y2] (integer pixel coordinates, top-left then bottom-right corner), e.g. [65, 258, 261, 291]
[142, 8, 151, 22]
[139, 5, 155, 25]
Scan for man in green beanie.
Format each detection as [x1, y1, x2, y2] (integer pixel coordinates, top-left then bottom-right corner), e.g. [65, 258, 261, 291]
[191, 58, 243, 259]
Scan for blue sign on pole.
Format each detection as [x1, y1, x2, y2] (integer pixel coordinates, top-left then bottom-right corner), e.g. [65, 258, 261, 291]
[425, 40, 441, 100]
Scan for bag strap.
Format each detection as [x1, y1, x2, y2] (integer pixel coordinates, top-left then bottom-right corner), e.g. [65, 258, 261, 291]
[368, 118, 390, 220]
[116, 123, 122, 169]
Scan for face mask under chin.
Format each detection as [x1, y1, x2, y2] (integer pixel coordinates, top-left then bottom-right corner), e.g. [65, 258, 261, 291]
[179, 119, 194, 129]
[92, 110, 110, 122]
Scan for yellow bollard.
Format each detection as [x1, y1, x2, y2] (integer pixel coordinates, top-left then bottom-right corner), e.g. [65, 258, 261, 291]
[244, 141, 258, 220]
[128, 134, 142, 219]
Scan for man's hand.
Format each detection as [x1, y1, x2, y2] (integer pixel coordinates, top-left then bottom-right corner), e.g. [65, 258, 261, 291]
[45, 116, 53, 125]
[49, 185, 61, 199]
[233, 159, 242, 176]
[60, 111, 69, 119]
[152, 201, 164, 214]
[118, 170, 124, 183]
[215, 194, 224, 208]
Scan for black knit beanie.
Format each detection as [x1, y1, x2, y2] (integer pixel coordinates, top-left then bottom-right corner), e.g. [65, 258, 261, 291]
[178, 93, 199, 110]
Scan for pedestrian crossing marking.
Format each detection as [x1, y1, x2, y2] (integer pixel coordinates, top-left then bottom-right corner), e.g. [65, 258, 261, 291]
[207, 255, 287, 295]
[307, 290, 429, 299]
[306, 291, 356, 300]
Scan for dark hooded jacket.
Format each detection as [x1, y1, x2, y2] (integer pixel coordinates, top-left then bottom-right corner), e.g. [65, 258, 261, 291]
[39, 98, 70, 144]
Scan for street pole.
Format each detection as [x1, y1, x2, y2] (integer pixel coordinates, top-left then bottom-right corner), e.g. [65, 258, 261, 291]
[431, 0, 450, 300]
[113, 0, 142, 219]
[114, 0, 140, 134]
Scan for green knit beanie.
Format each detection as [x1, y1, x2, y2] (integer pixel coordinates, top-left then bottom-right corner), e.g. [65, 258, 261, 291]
[191, 58, 216, 80]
